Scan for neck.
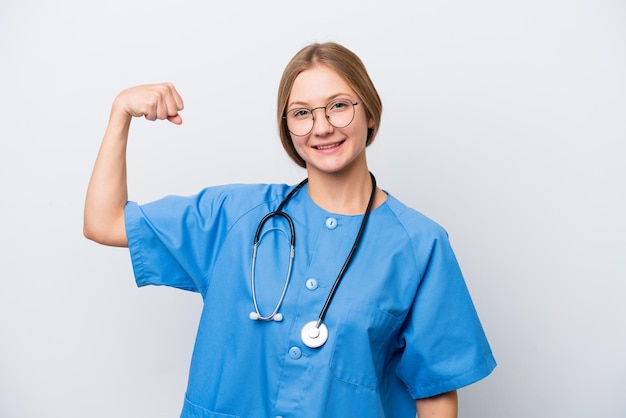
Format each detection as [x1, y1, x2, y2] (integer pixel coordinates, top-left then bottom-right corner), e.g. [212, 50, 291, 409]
[306, 168, 381, 215]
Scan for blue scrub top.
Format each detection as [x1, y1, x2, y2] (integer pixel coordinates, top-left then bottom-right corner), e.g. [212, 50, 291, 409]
[124, 183, 496, 418]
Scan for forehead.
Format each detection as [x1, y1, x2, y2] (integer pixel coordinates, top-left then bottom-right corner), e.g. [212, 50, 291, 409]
[289, 65, 357, 106]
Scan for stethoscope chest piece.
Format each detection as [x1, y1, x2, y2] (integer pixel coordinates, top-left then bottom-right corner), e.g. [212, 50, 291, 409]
[301, 321, 329, 348]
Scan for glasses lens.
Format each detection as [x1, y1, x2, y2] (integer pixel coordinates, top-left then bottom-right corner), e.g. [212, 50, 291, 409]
[326, 99, 355, 129]
[286, 108, 313, 136]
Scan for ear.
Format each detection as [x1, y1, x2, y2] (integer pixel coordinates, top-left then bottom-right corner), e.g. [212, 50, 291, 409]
[368, 117, 375, 129]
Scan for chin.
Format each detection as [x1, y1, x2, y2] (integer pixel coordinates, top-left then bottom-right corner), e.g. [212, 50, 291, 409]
[308, 161, 359, 176]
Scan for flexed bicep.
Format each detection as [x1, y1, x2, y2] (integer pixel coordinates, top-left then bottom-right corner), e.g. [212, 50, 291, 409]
[84, 83, 185, 246]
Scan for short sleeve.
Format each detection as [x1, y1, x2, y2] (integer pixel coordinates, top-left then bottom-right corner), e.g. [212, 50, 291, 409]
[124, 186, 244, 295]
[396, 228, 496, 398]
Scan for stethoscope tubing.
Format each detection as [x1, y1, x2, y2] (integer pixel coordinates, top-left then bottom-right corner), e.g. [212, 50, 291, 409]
[250, 239, 294, 321]
[249, 179, 307, 321]
[249, 173, 376, 347]
[314, 172, 376, 327]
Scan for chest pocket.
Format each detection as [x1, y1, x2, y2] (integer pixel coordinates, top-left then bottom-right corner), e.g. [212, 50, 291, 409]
[329, 299, 403, 390]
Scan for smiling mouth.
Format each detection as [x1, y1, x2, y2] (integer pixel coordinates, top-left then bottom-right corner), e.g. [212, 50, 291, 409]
[314, 140, 345, 150]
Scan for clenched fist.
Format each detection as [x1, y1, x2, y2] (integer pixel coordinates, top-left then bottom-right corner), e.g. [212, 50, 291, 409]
[113, 82, 185, 125]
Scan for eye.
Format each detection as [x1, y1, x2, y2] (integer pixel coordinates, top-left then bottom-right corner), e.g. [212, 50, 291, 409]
[289, 108, 311, 119]
[328, 100, 351, 112]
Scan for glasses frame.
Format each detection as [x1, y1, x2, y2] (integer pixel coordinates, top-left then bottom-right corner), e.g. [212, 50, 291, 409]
[283, 100, 363, 137]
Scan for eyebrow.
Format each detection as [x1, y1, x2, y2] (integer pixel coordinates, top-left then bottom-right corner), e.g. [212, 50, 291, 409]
[287, 93, 354, 110]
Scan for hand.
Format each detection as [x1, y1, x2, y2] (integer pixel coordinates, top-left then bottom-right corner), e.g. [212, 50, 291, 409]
[113, 82, 185, 125]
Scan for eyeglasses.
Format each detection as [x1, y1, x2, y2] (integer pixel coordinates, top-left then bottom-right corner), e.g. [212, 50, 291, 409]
[284, 99, 362, 137]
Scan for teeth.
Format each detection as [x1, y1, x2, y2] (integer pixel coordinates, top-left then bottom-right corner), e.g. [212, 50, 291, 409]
[316, 142, 341, 150]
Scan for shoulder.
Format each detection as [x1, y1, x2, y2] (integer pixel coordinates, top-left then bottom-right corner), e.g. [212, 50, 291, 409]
[375, 193, 457, 277]
[381, 194, 449, 243]
[195, 183, 292, 208]
[378, 194, 467, 297]
[151, 183, 292, 209]
[130, 183, 294, 223]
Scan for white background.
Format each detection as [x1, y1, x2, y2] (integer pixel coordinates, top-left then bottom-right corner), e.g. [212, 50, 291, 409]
[1, 1, 625, 417]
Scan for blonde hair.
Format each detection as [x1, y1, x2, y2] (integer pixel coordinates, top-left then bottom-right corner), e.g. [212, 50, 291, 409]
[277, 42, 383, 168]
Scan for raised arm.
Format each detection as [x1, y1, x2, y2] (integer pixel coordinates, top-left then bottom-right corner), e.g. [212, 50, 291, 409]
[83, 83, 184, 247]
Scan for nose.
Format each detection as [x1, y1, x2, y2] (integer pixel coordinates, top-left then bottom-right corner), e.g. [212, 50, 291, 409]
[311, 106, 333, 135]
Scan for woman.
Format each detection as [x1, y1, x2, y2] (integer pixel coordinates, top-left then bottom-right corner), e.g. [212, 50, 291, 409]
[84, 42, 495, 418]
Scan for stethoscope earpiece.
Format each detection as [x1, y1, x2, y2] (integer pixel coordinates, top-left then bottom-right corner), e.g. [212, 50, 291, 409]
[249, 312, 283, 322]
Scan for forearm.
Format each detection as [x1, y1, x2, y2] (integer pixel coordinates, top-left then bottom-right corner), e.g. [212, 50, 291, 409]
[415, 390, 458, 418]
[83, 106, 131, 247]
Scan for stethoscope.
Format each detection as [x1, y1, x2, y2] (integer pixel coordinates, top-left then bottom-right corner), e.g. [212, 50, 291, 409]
[249, 173, 376, 349]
